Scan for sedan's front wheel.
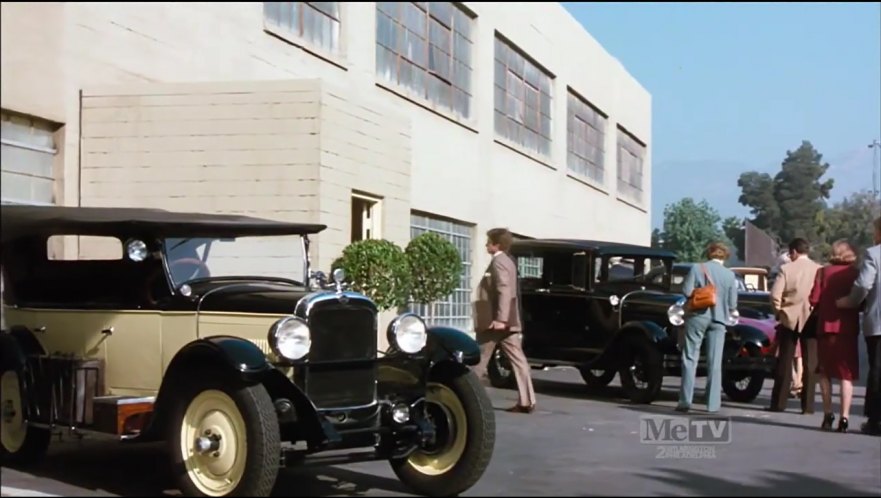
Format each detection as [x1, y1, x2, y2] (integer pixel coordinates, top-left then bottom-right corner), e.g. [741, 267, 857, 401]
[169, 375, 280, 497]
[391, 367, 495, 497]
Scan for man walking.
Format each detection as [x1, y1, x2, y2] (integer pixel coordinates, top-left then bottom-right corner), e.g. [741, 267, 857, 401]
[837, 216, 881, 436]
[768, 238, 821, 413]
[473, 227, 536, 413]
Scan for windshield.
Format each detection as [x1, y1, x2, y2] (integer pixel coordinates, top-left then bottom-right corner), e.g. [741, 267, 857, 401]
[163, 235, 306, 288]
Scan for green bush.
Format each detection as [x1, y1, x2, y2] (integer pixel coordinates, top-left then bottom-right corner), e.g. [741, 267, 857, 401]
[406, 232, 462, 320]
[332, 239, 412, 311]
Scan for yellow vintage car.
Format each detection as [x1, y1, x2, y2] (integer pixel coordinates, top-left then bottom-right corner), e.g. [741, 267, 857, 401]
[0, 205, 494, 497]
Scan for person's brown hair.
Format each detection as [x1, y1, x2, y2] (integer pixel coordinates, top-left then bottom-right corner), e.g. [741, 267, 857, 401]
[874, 216, 881, 234]
[829, 239, 857, 265]
[706, 242, 730, 261]
[486, 228, 514, 252]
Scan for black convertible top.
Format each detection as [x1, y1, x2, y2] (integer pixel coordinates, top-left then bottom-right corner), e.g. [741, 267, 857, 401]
[512, 238, 678, 259]
[1, 205, 327, 242]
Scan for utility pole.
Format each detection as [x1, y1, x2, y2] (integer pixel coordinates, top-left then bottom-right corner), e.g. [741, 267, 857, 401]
[870, 139, 881, 200]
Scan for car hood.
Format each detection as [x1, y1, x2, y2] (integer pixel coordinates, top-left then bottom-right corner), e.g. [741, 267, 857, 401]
[183, 280, 311, 315]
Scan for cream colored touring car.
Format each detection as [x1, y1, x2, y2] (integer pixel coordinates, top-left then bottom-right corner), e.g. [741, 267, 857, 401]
[0, 205, 495, 497]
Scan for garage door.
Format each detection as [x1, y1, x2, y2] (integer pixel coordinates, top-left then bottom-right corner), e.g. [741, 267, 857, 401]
[1, 111, 58, 206]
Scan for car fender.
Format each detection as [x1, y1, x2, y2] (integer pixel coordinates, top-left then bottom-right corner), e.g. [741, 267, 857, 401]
[728, 323, 771, 350]
[0, 326, 46, 370]
[619, 320, 676, 352]
[133, 336, 272, 442]
[426, 325, 481, 366]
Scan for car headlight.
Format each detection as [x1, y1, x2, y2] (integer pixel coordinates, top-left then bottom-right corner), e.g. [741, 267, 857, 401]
[268, 316, 311, 360]
[727, 309, 740, 326]
[667, 298, 686, 326]
[387, 313, 427, 354]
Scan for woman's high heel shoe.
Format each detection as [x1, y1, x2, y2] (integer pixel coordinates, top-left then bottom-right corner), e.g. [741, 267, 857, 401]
[821, 413, 835, 431]
[837, 417, 849, 433]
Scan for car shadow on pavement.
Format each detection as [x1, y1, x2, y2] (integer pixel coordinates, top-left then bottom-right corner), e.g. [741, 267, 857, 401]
[527, 377, 682, 405]
[631, 467, 880, 497]
[6, 439, 410, 497]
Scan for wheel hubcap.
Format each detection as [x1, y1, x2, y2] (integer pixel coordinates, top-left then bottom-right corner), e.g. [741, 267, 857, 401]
[180, 390, 247, 496]
[408, 383, 468, 476]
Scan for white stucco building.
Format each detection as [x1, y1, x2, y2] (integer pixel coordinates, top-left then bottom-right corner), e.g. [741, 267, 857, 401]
[1, 2, 652, 332]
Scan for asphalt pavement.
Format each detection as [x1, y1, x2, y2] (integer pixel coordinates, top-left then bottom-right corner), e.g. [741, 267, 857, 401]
[2, 367, 880, 497]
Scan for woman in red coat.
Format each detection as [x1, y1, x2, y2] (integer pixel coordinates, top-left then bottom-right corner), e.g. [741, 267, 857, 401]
[809, 240, 861, 432]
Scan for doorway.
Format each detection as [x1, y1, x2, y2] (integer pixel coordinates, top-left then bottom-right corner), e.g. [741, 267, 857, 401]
[351, 192, 382, 243]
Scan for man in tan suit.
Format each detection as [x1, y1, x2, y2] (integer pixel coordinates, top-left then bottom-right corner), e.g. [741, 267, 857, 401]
[472, 228, 536, 413]
[768, 238, 822, 413]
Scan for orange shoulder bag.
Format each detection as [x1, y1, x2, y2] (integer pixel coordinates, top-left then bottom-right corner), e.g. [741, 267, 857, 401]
[688, 264, 717, 311]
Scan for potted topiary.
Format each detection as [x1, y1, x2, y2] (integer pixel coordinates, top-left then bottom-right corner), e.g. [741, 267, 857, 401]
[405, 232, 462, 325]
[331, 239, 412, 312]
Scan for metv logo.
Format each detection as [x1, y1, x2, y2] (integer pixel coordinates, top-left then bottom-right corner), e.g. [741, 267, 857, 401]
[639, 416, 732, 444]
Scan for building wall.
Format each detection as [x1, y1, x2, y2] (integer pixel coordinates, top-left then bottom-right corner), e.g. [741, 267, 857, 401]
[2, 1, 652, 332]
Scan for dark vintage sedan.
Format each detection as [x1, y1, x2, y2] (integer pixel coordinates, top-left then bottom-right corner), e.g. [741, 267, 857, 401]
[486, 239, 776, 404]
[0, 205, 494, 497]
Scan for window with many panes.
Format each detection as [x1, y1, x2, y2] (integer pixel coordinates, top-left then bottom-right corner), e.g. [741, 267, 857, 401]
[493, 35, 553, 157]
[567, 91, 607, 185]
[263, 2, 341, 55]
[376, 2, 474, 119]
[409, 213, 472, 330]
[616, 127, 646, 204]
[512, 234, 543, 278]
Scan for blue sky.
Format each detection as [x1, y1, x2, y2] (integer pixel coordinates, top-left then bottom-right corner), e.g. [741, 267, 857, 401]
[564, 2, 881, 228]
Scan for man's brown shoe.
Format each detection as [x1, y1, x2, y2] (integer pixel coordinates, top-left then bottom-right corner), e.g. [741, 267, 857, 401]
[506, 404, 535, 414]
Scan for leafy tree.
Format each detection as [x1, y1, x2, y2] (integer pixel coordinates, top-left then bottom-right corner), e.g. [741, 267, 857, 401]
[332, 239, 412, 311]
[405, 232, 462, 323]
[651, 228, 663, 248]
[819, 190, 881, 254]
[659, 198, 727, 262]
[737, 140, 834, 246]
[722, 216, 746, 262]
[737, 171, 780, 237]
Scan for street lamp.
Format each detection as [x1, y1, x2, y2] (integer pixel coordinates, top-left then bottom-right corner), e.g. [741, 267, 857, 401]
[867, 139, 880, 198]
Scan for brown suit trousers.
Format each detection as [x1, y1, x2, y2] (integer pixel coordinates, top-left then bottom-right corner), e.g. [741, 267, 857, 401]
[472, 252, 536, 407]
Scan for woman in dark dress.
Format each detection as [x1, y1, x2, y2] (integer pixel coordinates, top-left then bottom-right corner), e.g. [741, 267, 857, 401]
[809, 240, 861, 432]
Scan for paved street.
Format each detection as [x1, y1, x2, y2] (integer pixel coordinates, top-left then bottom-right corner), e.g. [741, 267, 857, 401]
[2, 367, 880, 497]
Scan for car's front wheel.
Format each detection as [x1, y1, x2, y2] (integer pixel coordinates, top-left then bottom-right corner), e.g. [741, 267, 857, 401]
[0, 367, 51, 465]
[618, 337, 664, 404]
[391, 366, 495, 497]
[579, 368, 616, 388]
[722, 344, 765, 403]
[168, 374, 280, 497]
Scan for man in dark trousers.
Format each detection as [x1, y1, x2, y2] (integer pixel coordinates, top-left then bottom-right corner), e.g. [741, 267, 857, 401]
[768, 238, 821, 413]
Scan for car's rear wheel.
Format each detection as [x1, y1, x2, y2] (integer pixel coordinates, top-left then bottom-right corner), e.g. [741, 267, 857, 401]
[391, 367, 495, 497]
[618, 337, 664, 404]
[579, 368, 616, 387]
[722, 344, 765, 403]
[0, 367, 51, 465]
[169, 374, 280, 497]
[487, 345, 516, 389]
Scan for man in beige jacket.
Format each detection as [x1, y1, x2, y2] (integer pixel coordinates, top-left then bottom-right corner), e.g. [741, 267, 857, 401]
[768, 238, 821, 412]
[472, 227, 536, 413]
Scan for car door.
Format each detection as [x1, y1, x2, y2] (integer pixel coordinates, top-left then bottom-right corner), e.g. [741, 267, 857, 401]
[519, 251, 597, 363]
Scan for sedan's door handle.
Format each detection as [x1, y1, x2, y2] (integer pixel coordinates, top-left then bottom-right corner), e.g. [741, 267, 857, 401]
[101, 327, 114, 336]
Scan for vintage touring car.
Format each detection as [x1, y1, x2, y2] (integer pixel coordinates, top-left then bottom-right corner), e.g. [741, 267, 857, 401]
[0, 205, 495, 497]
[486, 239, 776, 404]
